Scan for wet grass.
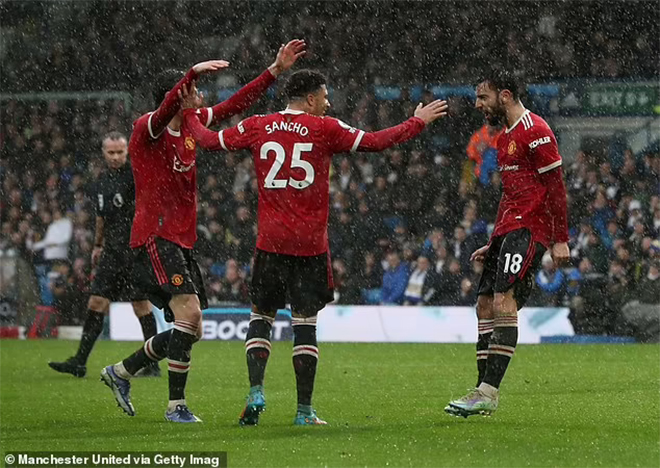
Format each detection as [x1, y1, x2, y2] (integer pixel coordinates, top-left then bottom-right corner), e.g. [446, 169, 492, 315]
[1, 340, 658, 467]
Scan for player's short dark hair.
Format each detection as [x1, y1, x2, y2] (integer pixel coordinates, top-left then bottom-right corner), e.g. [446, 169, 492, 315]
[153, 69, 186, 107]
[102, 131, 127, 146]
[480, 69, 524, 101]
[285, 69, 327, 101]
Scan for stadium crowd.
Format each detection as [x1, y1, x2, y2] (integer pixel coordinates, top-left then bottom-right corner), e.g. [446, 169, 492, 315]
[1, 2, 659, 337]
[2, 1, 658, 94]
[2, 93, 659, 333]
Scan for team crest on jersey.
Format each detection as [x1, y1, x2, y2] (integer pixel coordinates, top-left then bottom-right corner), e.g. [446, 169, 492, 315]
[184, 136, 195, 150]
[507, 141, 517, 155]
[171, 274, 184, 286]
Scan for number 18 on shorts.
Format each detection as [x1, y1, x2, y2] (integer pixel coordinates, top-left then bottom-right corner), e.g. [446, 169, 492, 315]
[477, 228, 546, 309]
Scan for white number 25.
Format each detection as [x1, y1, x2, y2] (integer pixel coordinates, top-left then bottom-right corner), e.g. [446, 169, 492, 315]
[260, 142, 315, 190]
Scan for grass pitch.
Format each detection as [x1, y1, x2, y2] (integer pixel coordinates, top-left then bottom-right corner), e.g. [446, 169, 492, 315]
[1, 340, 658, 467]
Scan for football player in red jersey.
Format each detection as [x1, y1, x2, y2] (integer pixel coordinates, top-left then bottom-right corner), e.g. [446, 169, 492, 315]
[100, 41, 306, 423]
[181, 69, 448, 425]
[445, 70, 570, 418]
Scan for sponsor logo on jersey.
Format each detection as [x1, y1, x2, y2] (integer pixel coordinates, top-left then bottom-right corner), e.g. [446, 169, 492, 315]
[184, 136, 196, 150]
[173, 152, 195, 173]
[172, 274, 184, 286]
[499, 164, 519, 172]
[507, 141, 517, 155]
[529, 136, 551, 149]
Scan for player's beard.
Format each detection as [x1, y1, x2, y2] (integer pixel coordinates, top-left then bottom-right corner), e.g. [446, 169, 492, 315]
[484, 104, 505, 126]
[483, 111, 501, 126]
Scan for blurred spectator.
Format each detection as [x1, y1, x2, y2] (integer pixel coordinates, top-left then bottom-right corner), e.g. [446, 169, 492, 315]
[230, 205, 256, 265]
[583, 231, 609, 274]
[332, 258, 361, 305]
[533, 253, 565, 306]
[208, 259, 249, 305]
[435, 258, 464, 305]
[569, 258, 607, 334]
[381, 251, 409, 305]
[403, 256, 438, 306]
[627, 200, 645, 231]
[466, 123, 502, 187]
[357, 252, 383, 305]
[457, 277, 477, 306]
[450, 226, 472, 271]
[637, 261, 660, 305]
[601, 219, 623, 251]
[28, 205, 72, 263]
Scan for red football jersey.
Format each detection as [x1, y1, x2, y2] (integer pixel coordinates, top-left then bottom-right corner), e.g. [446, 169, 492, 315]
[492, 109, 565, 247]
[130, 107, 213, 249]
[184, 108, 425, 256]
[130, 68, 276, 249]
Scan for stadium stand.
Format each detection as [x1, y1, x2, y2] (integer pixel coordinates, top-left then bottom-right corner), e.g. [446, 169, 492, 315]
[1, 2, 658, 339]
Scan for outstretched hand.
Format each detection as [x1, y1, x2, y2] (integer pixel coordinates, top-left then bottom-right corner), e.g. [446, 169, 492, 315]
[414, 100, 449, 124]
[269, 39, 307, 77]
[178, 81, 203, 110]
[192, 60, 230, 74]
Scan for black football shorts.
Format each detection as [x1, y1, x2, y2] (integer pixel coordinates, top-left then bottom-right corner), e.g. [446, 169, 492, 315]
[91, 246, 147, 302]
[477, 228, 546, 310]
[250, 248, 334, 317]
[131, 236, 208, 320]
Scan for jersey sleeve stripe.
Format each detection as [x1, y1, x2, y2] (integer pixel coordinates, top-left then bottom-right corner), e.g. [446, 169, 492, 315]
[206, 107, 213, 128]
[350, 130, 366, 152]
[218, 130, 228, 151]
[147, 112, 164, 139]
[538, 159, 562, 174]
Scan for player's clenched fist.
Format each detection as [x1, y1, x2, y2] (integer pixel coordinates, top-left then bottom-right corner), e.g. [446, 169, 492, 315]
[414, 99, 449, 124]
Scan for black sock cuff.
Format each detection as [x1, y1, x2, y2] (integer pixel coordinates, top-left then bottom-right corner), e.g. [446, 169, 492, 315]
[293, 324, 318, 360]
[144, 329, 172, 361]
[246, 320, 272, 341]
[167, 328, 197, 362]
[293, 324, 317, 347]
[492, 326, 518, 347]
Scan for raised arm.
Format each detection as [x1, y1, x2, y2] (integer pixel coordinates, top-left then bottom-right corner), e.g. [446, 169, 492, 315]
[148, 60, 229, 139]
[355, 100, 448, 152]
[182, 99, 255, 152]
[208, 40, 306, 125]
[183, 108, 225, 151]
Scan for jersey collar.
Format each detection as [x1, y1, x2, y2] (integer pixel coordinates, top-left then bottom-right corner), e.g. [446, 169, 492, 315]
[505, 108, 530, 134]
[280, 107, 305, 115]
